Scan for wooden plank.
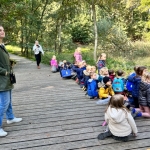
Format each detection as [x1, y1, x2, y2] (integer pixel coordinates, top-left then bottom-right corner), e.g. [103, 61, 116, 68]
[2, 54, 148, 150]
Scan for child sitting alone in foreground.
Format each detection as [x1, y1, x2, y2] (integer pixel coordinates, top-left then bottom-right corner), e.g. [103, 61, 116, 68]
[50, 55, 58, 72]
[98, 94, 138, 142]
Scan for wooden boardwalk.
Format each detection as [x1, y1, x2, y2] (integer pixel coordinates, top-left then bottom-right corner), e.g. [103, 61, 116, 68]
[0, 54, 150, 150]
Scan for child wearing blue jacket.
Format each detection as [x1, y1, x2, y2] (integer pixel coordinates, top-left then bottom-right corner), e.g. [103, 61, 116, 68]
[127, 66, 147, 108]
[72, 61, 86, 84]
[87, 73, 98, 99]
[82, 65, 92, 91]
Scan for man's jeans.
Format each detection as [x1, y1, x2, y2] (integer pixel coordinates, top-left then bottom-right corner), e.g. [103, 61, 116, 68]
[0, 90, 14, 128]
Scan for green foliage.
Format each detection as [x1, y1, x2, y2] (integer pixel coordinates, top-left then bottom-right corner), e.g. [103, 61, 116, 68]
[71, 24, 92, 44]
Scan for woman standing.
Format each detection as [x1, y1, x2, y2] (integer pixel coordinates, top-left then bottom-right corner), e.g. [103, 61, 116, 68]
[0, 25, 22, 137]
[33, 40, 44, 69]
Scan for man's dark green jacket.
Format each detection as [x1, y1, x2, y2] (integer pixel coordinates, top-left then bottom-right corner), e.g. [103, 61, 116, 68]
[0, 46, 13, 91]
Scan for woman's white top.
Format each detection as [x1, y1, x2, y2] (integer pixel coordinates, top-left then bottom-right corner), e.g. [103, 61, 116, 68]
[33, 44, 44, 55]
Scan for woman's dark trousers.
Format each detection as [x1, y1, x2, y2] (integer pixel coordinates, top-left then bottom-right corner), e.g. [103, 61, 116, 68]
[35, 54, 41, 66]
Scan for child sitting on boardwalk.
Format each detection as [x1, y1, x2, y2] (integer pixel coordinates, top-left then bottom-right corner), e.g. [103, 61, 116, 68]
[97, 67, 109, 88]
[82, 65, 92, 91]
[112, 70, 125, 94]
[97, 76, 114, 105]
[74, 47, 82, 63]
[96, 53, 106, 74]
[50, 55, 58, 72]
[127, 66, 147, 108]
[132, 72, 150, 118]
[98, 94, 138, 142]
[87, 72, 98, 99]
[109, 69, 116, 82]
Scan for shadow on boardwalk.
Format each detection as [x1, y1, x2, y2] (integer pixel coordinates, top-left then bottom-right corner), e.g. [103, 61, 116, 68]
[1, 54, 150, 150]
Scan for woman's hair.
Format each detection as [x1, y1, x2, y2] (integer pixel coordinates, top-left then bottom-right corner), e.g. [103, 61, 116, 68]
[100, 67, 108, 75]
[136, 66, 147, 76]
[142, 72, 150, 82]
[106, 94, 129, 112]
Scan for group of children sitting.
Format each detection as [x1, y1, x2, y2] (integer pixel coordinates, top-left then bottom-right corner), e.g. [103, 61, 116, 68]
[50, 47, 150, 142]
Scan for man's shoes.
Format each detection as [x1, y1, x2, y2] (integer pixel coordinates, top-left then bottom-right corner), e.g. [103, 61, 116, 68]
[7, 117, 22, 124]
[0, 128, 7, 137]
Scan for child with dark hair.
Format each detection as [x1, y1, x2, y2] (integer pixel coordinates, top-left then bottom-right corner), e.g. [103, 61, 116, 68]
[127, 66, 147, 108]
[112, 70, 125, 94]
[97, 94, 138, 142]
[97, 76, 114, 105]
[109, 69, 115, 82]
[87, 72, 98, 99]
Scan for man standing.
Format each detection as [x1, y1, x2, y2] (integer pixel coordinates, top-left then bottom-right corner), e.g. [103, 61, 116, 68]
[33, 40, 44, 69]
[0, 25, 22, 137]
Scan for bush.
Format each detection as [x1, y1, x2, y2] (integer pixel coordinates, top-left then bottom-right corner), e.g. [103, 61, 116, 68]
[71, 24, 92, 44]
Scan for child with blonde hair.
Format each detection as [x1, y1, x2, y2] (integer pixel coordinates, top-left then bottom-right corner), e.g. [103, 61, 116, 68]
[98, 94, 138, 142]
[99, 67, 109, 77]
[50, 55, 58, 72]
[97, 53, 106, 74]
[87, 72, 98, 99]
[74, 47, 82, 63]
[97, 67, 109, 88]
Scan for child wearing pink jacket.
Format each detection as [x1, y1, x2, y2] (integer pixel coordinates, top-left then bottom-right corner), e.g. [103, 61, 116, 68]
[50, 55, 58, 72]
[74, 47, 82, 63]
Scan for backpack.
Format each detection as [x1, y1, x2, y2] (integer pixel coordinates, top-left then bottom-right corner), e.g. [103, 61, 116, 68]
[112, 77, 124, 92]
[126, 80, 133, 92]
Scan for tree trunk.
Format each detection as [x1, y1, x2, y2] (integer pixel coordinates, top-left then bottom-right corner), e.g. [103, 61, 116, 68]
[92, 3, 98, 61]
[20, 18, 24, 54]
[55, 22, 58, 55]
[58, 22, 62, 54]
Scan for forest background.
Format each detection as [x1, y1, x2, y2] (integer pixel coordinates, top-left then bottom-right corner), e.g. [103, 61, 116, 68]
[1, 0, 150, 72]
